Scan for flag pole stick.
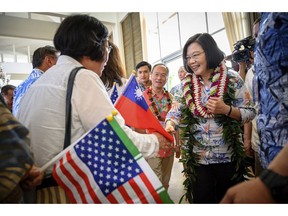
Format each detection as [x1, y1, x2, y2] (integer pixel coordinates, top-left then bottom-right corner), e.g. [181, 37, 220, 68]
[39, 149, 67, 172]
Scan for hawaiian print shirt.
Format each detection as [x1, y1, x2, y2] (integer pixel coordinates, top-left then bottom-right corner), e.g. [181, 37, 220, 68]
[13, 68, 44, 116]
[170, 83, 183, 100]
[143, 88, 174, 158]
[166, 70, 256, 165]
[254, 13, 288, 168]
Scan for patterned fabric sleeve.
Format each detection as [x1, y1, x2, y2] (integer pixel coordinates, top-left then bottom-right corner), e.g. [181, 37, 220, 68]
[165, 89, 184, 126]
[0, 96, 34, 202]
[228, 70, 256, 124]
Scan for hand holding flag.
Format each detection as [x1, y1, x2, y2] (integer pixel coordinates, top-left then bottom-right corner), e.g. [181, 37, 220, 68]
[48, 111, 173, 203]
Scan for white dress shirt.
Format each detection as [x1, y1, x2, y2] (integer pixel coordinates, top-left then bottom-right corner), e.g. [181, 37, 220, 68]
[17, 55, 159, 174]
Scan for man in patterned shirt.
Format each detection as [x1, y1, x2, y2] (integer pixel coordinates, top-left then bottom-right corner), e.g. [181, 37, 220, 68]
[254, 13, 288, 168]
[142, 63, 174, 190]
[13, 45, 58, 116]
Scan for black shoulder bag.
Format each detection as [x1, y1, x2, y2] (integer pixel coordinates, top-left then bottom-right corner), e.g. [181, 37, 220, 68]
[64, 66, 85, 149]
[37, 66, 85, 190]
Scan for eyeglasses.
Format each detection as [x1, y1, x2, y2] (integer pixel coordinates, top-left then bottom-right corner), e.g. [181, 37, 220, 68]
[107, 45, 113, 54]
[185, 51, 205, 61]
[94, 39, 112, 54]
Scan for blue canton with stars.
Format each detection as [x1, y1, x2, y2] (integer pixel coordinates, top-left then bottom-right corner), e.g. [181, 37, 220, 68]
[110, 85, 119, 104]
[74, 119, 143, 195]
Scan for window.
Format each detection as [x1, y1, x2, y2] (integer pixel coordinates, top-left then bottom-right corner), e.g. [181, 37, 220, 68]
[178, 12, 207, 47]
[165, 57, 183, 90]
[145, 13, 161, 64]
[143, 12, 230, 91]
[158, 13, 181, 57]
[3, 54, 14, 63]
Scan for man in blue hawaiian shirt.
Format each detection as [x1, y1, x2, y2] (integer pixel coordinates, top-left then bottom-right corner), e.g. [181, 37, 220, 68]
[12, 45, 58, 117]
[254, 12, 288, 168]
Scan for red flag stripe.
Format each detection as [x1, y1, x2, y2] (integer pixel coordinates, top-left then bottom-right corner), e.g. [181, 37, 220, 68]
[59, 152, 88, 203]
[106, 192, 119, 203]
[66, 151, 102, 203]
[53, 160, 77, 203]
[128, 177, 148, 203]
[139, 172, 163, 203]
[117, 184, 134, 204]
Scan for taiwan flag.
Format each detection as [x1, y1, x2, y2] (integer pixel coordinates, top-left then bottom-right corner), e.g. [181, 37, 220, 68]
[114, 74, 173, 142]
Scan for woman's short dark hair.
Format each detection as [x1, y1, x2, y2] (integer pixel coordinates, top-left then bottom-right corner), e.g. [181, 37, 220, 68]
[182, 33, 225, 73]
[54, 14, 109, 62]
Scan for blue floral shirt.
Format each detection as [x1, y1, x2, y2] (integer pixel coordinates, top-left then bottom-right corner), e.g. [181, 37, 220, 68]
[254, 13, 288, 168]
[13, 68, 44, 116]
[170, 83, 183, 101]
[166, 70, 256, 165]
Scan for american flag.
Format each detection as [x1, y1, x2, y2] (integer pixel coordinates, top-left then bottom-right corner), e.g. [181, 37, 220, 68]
[52, 116, 173, 203]
[110, 82, 119, 104]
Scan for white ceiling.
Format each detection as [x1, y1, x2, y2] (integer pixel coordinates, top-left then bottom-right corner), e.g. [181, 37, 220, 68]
[0, 12, 117, 59]
[0, 35, 53, 56]
[0, 12, 68, 58]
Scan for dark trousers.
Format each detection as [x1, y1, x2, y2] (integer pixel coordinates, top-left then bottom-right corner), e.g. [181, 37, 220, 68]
[192, 162, 239, 203]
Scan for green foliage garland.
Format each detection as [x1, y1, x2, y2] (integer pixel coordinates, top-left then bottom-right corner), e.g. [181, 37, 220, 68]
[178, 78, 248, 204]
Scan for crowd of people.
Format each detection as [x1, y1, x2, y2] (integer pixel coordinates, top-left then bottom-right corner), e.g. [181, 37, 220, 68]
[0, 12, 287, 204]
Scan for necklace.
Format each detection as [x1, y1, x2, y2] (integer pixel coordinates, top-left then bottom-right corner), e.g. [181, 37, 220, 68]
[179, 61, 247, 203]
[183, 61, 228, 118]
[147, 87, 172, 121]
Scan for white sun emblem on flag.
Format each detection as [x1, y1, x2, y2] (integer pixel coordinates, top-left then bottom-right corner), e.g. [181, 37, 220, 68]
[134, 87, 143, 101]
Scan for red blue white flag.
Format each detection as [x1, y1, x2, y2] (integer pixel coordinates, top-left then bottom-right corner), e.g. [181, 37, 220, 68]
[110, 82, 119, 104]
[114, 74, 173, 142]
[52, 114, 173, 203]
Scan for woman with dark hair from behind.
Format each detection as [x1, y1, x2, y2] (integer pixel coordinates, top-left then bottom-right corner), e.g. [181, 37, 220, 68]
[17, 14, 171, 203]
[165, 33, 256, 203]
[100, 41, 128, 96]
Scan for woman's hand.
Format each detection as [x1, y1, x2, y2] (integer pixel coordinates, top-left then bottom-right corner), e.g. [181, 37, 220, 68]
[165, 120, 176, 134]
[206, 97, 230, 115]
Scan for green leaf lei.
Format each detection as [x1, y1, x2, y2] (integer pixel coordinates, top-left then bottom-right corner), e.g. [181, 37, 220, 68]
[178, 67, 249, 204]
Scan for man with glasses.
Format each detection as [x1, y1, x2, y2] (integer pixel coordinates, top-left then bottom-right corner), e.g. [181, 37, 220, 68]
[13, 45, 59, 116]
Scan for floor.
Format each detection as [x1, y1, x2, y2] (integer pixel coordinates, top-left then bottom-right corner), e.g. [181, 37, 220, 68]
[167, 158, 256, 204]
[167, 158, 188, 204]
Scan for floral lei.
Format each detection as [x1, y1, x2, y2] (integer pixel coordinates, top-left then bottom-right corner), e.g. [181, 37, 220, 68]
[147, 87, 172, 121]
[183, 62, 228, 118]
[178, 61, 248, 204]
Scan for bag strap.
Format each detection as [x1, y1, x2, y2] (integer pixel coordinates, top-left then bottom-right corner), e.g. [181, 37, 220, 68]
[64, 66, 85, 150]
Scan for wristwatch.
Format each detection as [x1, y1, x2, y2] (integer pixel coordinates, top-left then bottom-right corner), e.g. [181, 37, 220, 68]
[259, 169, 288, 203]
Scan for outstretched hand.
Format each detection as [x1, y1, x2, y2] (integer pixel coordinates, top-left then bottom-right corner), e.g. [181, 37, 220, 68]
[152, 132, 172, 151]
[165, 120, 176, 134]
